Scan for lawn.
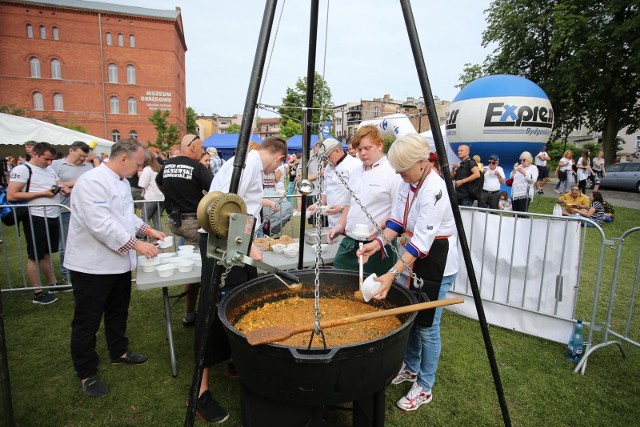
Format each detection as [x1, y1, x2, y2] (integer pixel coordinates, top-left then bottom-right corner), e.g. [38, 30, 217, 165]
[1, 194, 639, 426]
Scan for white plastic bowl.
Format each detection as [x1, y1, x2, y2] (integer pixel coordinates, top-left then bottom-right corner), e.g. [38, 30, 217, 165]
[177, 250, 193, 257]
[156, 263, 176, 278]
[286, 243, 299, 250]
[190, 253, 202, 267]
[178, 245, 194, 252]
[283, 248, 298, 258]
[141, 264, 157, 273]
[158, 253, 176, 263]
[139, 256, 159, 267]
[157, 236, 174, 249]
[172, 259, 195, 273]
[271, 244, 286, 254]
[362, 273, 381, 302]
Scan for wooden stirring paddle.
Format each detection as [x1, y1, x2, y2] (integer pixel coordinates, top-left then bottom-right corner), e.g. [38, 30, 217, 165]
[244, 297, 464, 346]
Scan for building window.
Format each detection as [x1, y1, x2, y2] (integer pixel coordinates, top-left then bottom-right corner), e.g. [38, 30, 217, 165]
[53, 93, 63, 111]
[52, 26, 59, 40]
[108, 64, 118, 83]
[129, 34, 135, 47]
[373, 106, 379, 118]
[51, 59, 61, 79]
[129, 130, 138, 139]
[26, 24, 33, 38]
[110, 96, 119, 114]
[636, 136, 640, 148]
[106, 32, 112, 45]
[117, 33, 124, 46]
[39, 25, 46, 39]
[127, 97, 137, 115]
[33, 92, 44, 110]
[126, 65, 136, 84]
[30, 57, 41, 78]
[111, 130, 120, 142]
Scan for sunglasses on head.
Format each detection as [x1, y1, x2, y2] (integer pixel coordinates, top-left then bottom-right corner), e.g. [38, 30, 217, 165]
[187, 135, 200, 147]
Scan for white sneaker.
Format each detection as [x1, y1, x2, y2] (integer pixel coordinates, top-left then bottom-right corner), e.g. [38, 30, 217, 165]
[391, 363, 417, 385]
[397, 383, 432, 411]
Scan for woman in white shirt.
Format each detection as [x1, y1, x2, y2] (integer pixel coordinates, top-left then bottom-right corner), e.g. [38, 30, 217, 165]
[576, 148, 593, 194]
[138, 153, 165, 230]
[510, 151, 538, 212]
[555, 150, 574, 194]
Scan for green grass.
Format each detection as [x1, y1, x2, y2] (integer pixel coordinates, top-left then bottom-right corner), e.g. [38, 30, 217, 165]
[1, 194, 639, 426]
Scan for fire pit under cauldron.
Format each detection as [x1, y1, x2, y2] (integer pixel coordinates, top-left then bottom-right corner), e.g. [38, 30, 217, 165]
[219, 268, 418, 427]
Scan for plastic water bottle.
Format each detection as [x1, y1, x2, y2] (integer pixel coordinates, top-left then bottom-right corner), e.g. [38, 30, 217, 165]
[567, 320, 584, 363]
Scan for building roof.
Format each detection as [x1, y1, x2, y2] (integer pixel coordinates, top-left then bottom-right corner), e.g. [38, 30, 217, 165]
[13, 0, 180, 20]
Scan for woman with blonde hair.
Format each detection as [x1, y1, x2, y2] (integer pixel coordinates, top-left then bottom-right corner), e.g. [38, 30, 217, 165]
[510, 151, 538, 212]
[555, 150, 574, 194]
[358, 133, 457, 412]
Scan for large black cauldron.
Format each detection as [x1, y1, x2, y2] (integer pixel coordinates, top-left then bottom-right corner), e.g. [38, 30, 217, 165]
[219, 269, 417, 410]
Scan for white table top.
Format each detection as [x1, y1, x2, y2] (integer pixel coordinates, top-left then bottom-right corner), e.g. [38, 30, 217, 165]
[135, 236, 342, 291]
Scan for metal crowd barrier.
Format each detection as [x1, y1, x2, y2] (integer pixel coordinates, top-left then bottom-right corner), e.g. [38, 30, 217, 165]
[575, 226, 640, 374]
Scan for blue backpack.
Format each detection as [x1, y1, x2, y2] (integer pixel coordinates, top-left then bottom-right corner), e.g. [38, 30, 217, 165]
[1, 164, 32, 227]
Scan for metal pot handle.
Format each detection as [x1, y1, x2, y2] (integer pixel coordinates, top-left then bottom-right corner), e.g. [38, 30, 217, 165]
[289, 348, 339, 364]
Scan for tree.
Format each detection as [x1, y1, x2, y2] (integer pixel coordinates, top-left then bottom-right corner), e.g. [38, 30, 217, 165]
[186, 106, 197, 135]
[0, 105, 28, 116]
[225, 123, 241, 134]
[148, 109, 180, 151]
[455, 63, 485, 89]
[278, 72, 333, 140]
[476, 0, 639, 164]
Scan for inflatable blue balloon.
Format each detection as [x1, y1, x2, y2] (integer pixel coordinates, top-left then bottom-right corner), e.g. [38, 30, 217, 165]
[446, 75, 553, 169]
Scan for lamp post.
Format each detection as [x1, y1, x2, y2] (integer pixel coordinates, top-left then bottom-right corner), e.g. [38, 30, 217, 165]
[416, 100, 425, 133]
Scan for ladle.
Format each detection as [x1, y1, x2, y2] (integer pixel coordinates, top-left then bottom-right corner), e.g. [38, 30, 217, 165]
[245, 297, 464, 346]
[273, 273, 303, 291]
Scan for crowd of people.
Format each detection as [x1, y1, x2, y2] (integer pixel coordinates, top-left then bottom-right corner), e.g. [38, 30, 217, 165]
[1, 133, 622, 423]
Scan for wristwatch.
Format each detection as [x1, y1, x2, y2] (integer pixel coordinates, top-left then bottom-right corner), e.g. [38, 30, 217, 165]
[388, 267, 401, 279]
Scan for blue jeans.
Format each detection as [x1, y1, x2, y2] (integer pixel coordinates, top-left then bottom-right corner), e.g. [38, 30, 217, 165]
[59, 211, 71, 280]
[404, 273, 456, 391]
[458, 197, 475, 207]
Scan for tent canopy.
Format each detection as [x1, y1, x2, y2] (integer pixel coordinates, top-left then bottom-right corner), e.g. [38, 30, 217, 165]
[202, 133, 263, 160]
[286, 134, 344, 153]
[0, 112, 113, 154]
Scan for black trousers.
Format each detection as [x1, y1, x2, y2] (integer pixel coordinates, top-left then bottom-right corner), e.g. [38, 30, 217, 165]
[411, 238, 449, 326]
[70, 270, 132, 379]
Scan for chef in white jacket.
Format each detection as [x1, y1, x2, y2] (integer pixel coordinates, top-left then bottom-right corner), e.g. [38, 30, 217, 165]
[64, 138, 165, 398]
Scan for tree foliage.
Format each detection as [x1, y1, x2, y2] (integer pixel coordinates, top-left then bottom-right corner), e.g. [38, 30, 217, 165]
[0, 105, 28, 116]
[455, 63, 484, 89]
[225, 123, 241, 134]
[186, 106, 197, 134]
[459, 0, 639, 163]
[148, 109, 180, 151]
[278, 72, 333, 140]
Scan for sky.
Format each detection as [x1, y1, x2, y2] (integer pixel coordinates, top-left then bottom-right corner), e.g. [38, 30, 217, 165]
[110, 0, 493, 117]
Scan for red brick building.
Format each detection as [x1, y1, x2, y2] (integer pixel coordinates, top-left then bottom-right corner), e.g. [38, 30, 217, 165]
[0, 0, 187, 144]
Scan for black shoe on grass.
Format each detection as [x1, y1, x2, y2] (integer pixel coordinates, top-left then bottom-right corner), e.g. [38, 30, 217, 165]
[82, 375, 108, 397]
[111, 352, 148, 365]
[187, 390, 229, 424]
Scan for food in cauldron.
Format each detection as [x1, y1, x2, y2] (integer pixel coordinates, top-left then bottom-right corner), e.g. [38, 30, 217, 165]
[234, 295, 401, 347]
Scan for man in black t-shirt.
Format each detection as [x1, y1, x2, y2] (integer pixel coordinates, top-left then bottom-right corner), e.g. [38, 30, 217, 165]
[450, 144, 481, 207]
[156, 134, 213, 326]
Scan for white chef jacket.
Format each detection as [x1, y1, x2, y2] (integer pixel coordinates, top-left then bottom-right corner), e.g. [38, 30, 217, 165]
[208, 150, 264, 232]
[323, 154, 361, 228]
[64, 163, 146, 274]
[345, 156, 401, 240]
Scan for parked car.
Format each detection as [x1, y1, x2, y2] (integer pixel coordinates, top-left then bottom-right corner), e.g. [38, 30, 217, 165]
[598, 162, 640, 192]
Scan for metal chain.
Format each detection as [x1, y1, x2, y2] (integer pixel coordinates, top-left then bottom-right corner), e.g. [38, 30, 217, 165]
[312, 156, 324, 333]
[321, 154, 424, 289]
[218, 264, 232, 289]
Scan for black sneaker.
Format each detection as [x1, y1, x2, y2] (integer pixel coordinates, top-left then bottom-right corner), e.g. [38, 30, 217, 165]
[182, 312, 196, 327]
[193, 390, 230, 423]
[111, 352, 149, 365]
[32, 291, 57, 305]
[81, 375, 108, 397]
[49, 282, 73, 293]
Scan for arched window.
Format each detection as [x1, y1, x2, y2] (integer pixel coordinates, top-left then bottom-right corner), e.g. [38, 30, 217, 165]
[51, 59, 61, 79]
[53, 93, 64, 111]
[129, 130, 138, 139]
[109, 96, 119, 114]
[52, 26, 59, 40]
[126, 65, 136, 84]
[26, 24, 33, 38]
[39, 25, 46, 39]
[33, 92, 44, 110]
[30, 57, 41, 78]
[127, 97, 137, 115]
[129, 34, 135, 48]
[106, 32, 112, 45]
[117, 33, 124, 46]
[108, 64, 118, 83]
[111, 130, 120, 142]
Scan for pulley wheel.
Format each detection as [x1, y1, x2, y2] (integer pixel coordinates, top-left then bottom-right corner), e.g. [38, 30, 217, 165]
[196, 191, 246, 237]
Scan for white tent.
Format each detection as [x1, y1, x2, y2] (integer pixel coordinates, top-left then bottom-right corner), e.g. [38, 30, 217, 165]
[0, 112, 113, 154]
